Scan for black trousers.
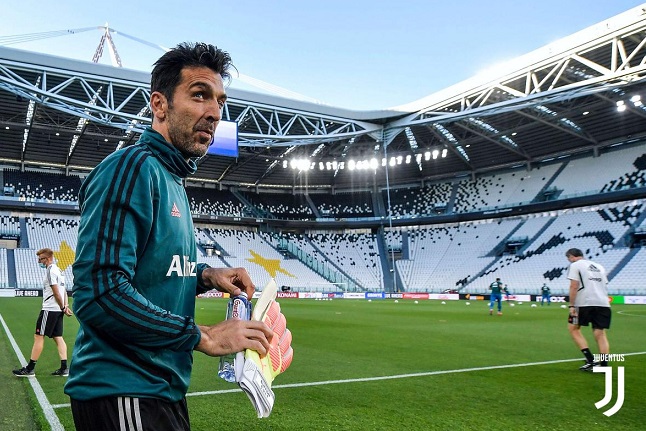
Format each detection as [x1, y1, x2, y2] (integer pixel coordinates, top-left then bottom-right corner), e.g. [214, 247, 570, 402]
[71, 396, 190, 431]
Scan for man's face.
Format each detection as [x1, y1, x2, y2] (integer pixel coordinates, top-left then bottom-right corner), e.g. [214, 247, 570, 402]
[37, 255, 51, 267]
[164, 66, 227, 158]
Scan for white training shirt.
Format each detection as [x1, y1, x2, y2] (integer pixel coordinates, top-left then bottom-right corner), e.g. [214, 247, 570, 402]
[42, 263, 67, 312]
[567, 259, 610, 307]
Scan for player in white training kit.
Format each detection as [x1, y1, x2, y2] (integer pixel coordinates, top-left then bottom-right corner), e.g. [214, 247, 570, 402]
[565, 248, 611, 371]
[12, 248, 72, 377]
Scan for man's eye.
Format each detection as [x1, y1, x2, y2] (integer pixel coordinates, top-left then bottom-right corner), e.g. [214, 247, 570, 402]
[194, 92, 204, 98]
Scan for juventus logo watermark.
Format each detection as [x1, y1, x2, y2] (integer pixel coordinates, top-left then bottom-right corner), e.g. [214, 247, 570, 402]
[593, 366, 624, 417]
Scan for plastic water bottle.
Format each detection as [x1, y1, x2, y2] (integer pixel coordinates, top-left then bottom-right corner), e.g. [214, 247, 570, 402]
[218, 292, 252, 382]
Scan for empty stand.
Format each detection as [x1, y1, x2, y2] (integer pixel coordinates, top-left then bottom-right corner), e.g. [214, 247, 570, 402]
[390, 219, 521, 292]
[383, 182, 453, 218]
[0, 249, 7, 288]
[0, 212, 20, 235]
[238, 191, 314, 219]
[4, 169, 81, 202]
[186, 187, 246, 217]
[550, 144, 646, 197]
[308, 231, 383, 290]
[453, 164, 562, 213]
[309, 191, 374, 218]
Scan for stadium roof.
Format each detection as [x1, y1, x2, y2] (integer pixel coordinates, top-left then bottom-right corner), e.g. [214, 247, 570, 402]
[1, 5, 646, 191]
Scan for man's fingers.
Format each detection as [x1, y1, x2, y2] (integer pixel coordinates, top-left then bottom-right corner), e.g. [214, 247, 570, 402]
[202, 267, 255, 297]
[196, 319, 272, 357]
[245, 321, 273, 354]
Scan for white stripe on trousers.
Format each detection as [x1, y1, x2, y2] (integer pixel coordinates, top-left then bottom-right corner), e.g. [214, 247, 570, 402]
[40, 310, 48, 335]
[118, 397, 143, 431]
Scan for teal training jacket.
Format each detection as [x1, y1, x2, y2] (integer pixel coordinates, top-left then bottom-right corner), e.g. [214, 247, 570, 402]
[65, 127, 212, 402]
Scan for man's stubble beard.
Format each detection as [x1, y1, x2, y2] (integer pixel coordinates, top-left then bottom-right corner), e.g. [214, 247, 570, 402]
[166, 107, 210, 159]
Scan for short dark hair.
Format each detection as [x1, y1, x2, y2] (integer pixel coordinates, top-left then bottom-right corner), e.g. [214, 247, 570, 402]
[565, 248, 584, 258]
[151, 42, 234, 103]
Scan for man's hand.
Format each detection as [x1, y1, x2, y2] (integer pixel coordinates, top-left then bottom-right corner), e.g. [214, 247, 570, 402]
[195, 319, 272, 357]
[568, 306, 578, 325]
[201, 267, 255, 298]
[63, 305, 73, 317]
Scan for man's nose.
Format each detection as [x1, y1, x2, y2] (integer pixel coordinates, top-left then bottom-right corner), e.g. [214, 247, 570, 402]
[205, 100, 222, 123]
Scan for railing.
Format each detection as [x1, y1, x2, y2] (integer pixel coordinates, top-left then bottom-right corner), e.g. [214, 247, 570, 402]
[280, 238, 363, 292]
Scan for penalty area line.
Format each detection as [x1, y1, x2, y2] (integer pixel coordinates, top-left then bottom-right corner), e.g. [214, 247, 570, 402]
[50, 351, 646, 409]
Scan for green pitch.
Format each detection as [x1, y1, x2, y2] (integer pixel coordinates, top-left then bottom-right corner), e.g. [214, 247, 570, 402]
[1, 297, 645, 430]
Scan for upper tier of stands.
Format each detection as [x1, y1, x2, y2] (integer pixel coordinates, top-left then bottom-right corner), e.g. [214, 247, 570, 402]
[309, 191, 374, 218]
[2, 143, 644, 220]
[186, 187, 246, 217]
[550, 144, 646, 196]
[383, 182, 452, 218]
[453, 163, 562, 213]
[4, 169, 81, 202]
[238, 191, 314, 219]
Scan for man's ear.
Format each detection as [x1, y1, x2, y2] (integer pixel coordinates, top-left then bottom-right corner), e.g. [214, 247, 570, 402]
[150, 91, 167, 121]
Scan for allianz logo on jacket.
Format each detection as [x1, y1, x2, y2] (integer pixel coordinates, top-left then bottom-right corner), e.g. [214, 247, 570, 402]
[166, 255, 197, 277]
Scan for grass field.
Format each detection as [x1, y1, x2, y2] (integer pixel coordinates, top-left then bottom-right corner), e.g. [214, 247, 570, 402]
[1, 297, 645, 430]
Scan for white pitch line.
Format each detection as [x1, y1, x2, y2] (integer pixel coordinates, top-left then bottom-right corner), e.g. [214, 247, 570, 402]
[0, 312, 64, 430]
[47, 350, 646, 409]
[617, 310, 646, 318]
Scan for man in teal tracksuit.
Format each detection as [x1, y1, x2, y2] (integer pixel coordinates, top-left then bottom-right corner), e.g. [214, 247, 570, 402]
[65, 43, 272, 431]
[489, 277, 504, 315]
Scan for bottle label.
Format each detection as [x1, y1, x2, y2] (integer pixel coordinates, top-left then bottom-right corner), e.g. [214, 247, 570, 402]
[219, 294, 252, 383]
[231, 297, 248, 320]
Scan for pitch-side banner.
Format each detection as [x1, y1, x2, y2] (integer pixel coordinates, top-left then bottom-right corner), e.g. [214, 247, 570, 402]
[429, 293, 459, 301]
[506, 294, 531, 302]
[624, 296, 646, 304]
[298, 292, 322, 299]
[344, 292, 366, 299]
[402, 292, 430, 300]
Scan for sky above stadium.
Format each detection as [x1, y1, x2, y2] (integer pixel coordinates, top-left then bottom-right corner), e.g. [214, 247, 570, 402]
[1, 0, 645, 110]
